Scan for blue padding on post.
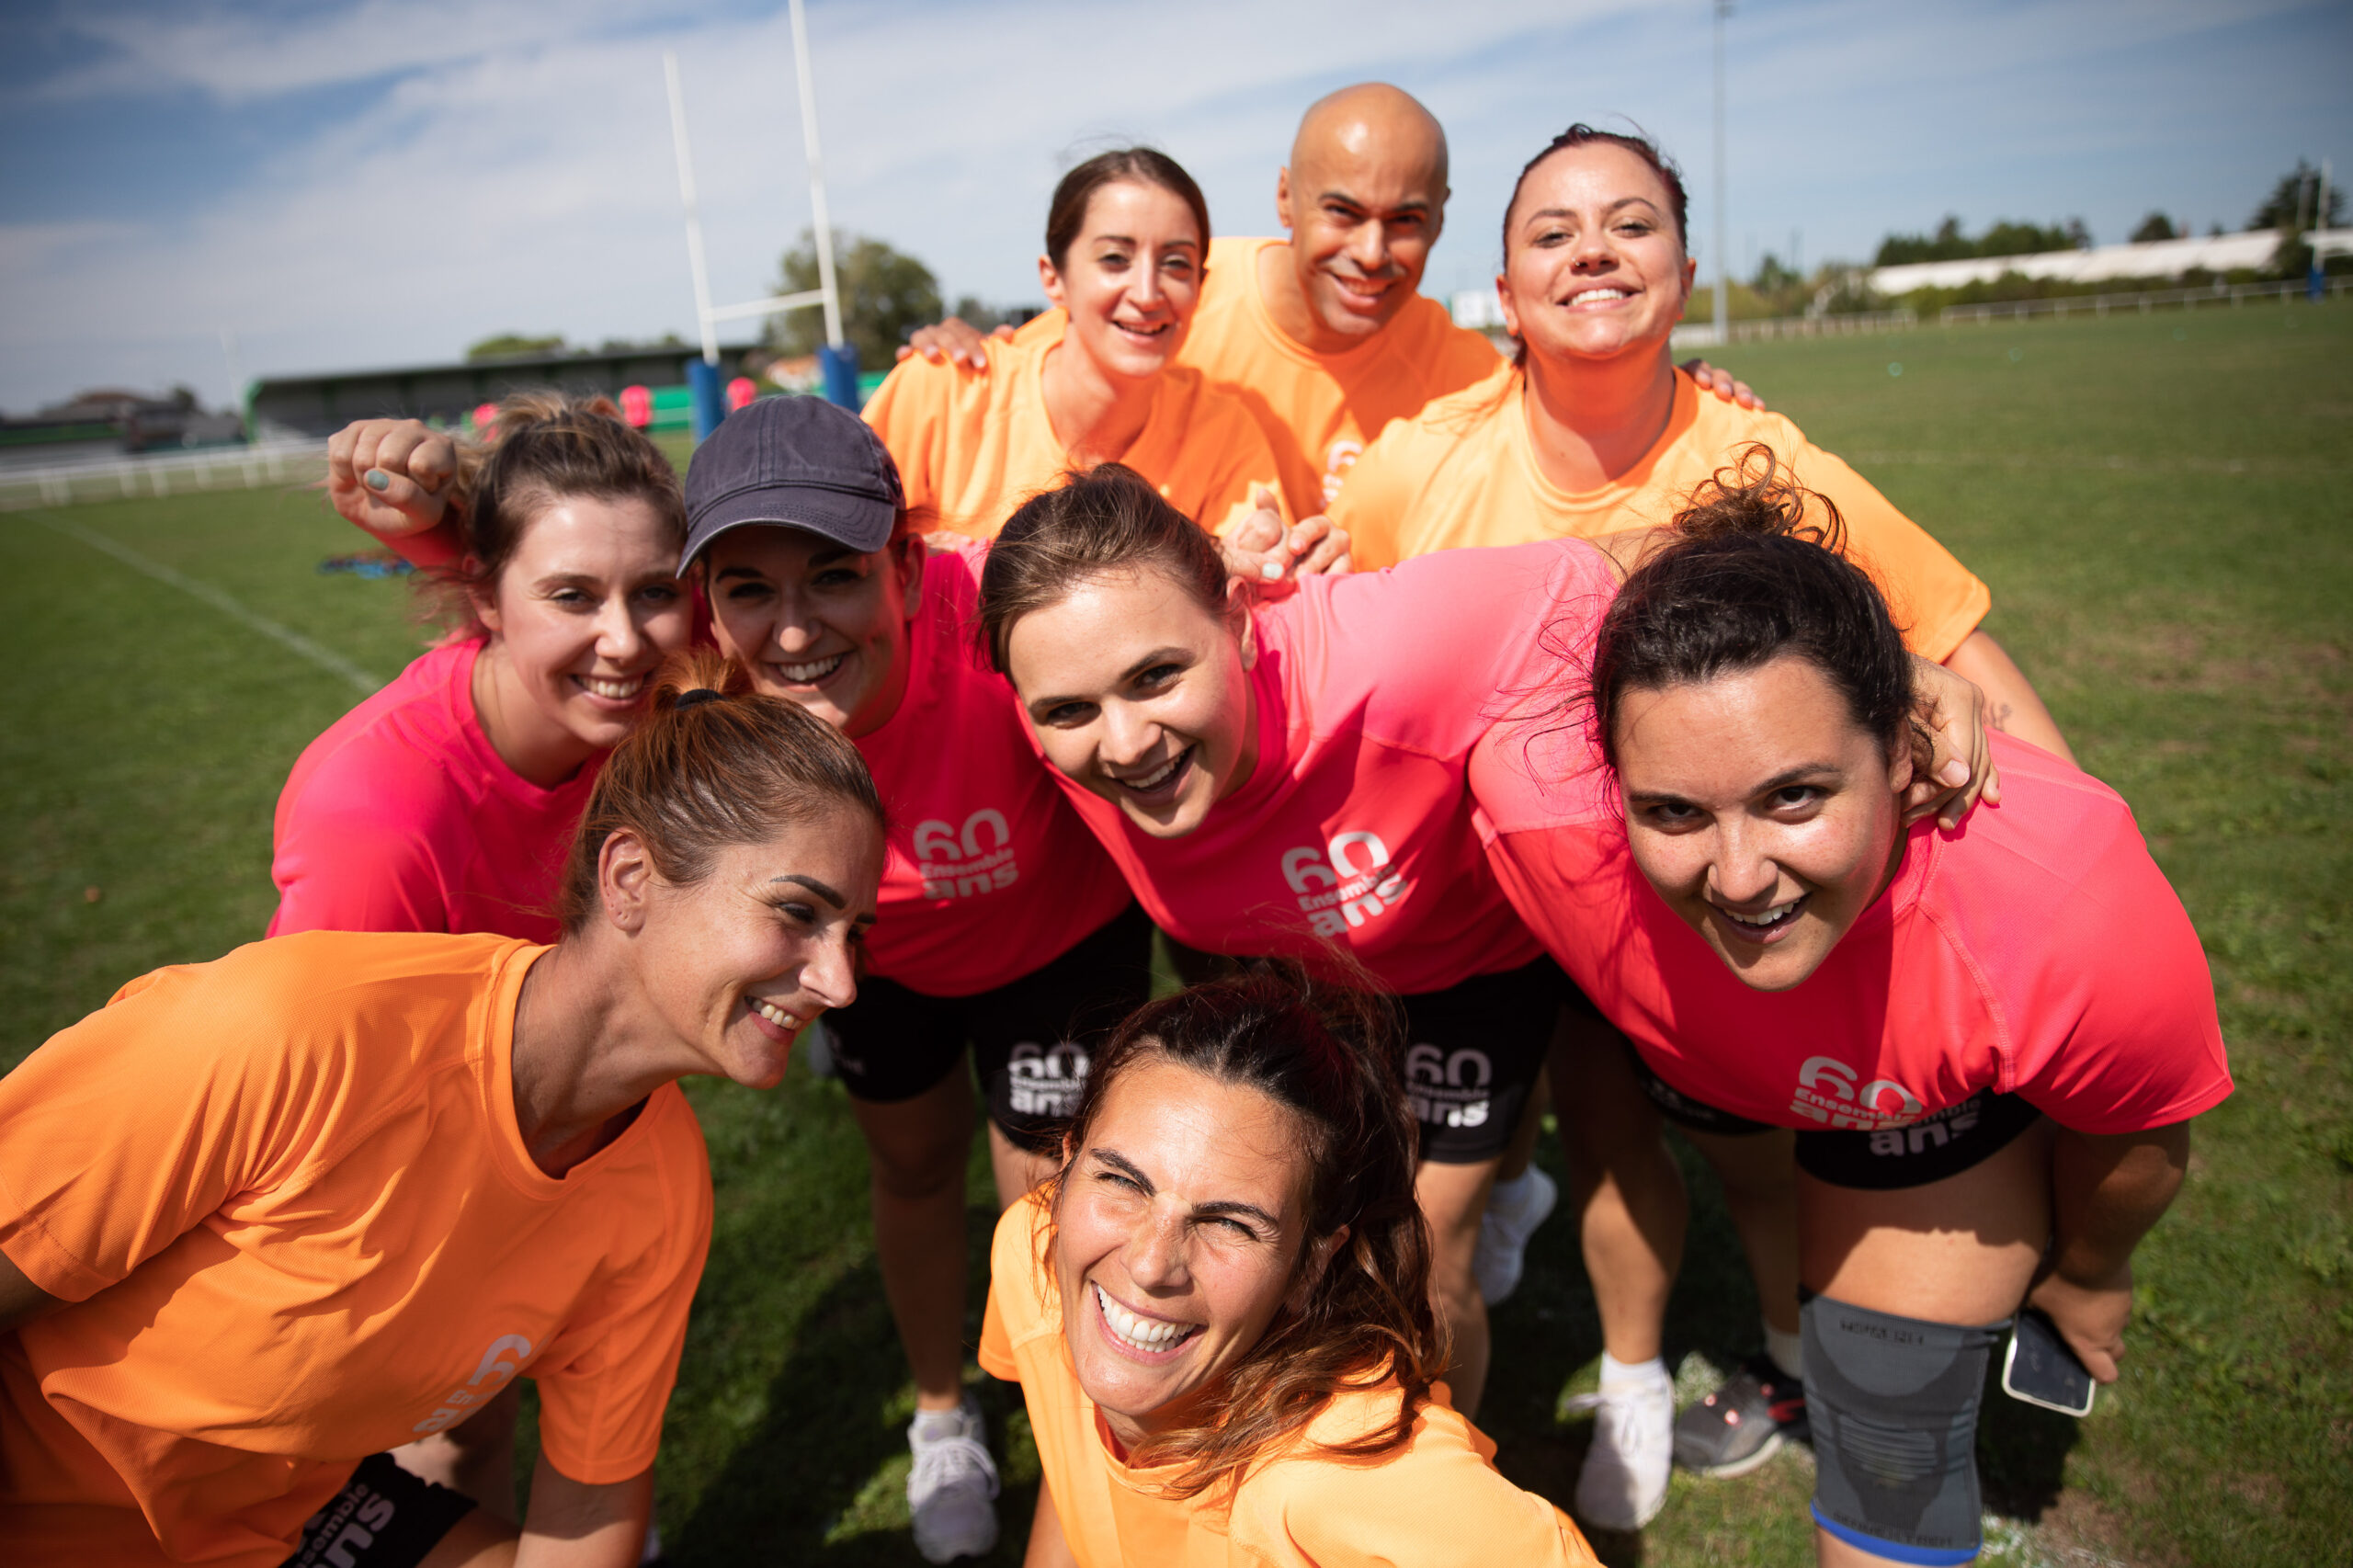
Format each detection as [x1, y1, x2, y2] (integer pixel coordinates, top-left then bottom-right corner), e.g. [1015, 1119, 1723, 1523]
[818, 343, 861, 409]
[1811, 1504, 1980, 1565]
[686, 358, 724, 441]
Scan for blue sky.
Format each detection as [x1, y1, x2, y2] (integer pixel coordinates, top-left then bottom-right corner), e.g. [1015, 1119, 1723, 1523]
[3, 0, 2347, 414]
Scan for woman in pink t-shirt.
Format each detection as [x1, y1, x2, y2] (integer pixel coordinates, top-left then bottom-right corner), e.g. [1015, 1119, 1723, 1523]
[274, 395, 696, 942]
[1470, 467, 2229, 1565]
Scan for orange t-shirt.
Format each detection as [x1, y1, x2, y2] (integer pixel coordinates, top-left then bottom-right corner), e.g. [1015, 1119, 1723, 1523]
[1019, 236, 1502, 517]
[0, 932, 713, 1568]
[1332, 363, 1993, 662]
[978, 1196, 1598, 1568]
[863, 327, 1287, 540]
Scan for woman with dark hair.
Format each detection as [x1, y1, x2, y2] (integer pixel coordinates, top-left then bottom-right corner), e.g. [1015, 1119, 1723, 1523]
[0, 652, 884, 1568]
[984, 964, 1601, 1566]
[1470, 460, 2229, 1565]
[863, 146, 1295, 543]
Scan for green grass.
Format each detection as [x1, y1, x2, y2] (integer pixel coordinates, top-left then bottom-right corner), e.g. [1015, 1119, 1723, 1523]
[5, 302, 2349, 1565]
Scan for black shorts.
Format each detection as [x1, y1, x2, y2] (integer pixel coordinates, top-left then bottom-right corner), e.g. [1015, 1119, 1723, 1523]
[1400, 956, 1564, 1165]
[278, 1454, 474, 1568]
[1620, 1040, 2044, 1190]
[827, 903, 1154, 1153]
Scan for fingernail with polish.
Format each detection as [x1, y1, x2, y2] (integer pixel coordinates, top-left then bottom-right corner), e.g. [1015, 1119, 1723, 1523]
[364, 470, 391, 492]
[1261, 562, 1283, 581]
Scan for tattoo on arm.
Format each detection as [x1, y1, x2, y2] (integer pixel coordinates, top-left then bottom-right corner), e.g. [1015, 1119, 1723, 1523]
[1992, 701, 2016, 733]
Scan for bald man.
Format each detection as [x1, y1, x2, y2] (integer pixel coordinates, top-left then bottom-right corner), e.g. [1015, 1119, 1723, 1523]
[905, 84, 1752, 521]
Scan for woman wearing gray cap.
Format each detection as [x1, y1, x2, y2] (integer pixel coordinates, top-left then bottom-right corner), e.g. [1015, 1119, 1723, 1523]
[680, 393, 1154, 1564]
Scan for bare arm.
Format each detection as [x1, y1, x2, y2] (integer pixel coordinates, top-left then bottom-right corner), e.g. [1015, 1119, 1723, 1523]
[325, 417, 467, 568]
[1942, 630, 2075, 765]
[510, 1457, 654, 1568]
[1023, 1477, 1077, 1568]
[2027, 1121, 2191, 1382]
[0, 1248, 63, 1335]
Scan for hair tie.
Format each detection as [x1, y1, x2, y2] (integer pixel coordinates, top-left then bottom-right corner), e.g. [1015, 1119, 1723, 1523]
[675, 687, 724, 710]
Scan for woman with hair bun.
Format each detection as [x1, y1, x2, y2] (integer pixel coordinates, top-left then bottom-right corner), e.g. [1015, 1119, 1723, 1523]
[986, 964, 1601, 1567]
[1471, 461, 2229, 1565]
[0, 651, 884, 1568]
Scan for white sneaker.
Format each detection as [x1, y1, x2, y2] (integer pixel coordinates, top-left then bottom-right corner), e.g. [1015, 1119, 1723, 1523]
[1565, 1370, 1674, 1530]
[906, 1396, 1000, 1563]
[1472, 1166, 1558, 1304]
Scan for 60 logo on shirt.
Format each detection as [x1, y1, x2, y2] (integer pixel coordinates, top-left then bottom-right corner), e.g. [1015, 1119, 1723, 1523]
[915, 808, 1019, 899]
[1282, 830, 1414, 936]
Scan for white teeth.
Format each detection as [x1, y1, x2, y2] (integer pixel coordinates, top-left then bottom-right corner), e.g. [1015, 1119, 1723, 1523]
[1571, 288, 1631, 303]
[753, 999, 804, 1031]
[1120, 750, 1186, 791]
[775, 654, 845, 683]
[1095, 1283, 1195, 1351]
[1722, 899, 1801, 927]
[580, 675, 644, 699]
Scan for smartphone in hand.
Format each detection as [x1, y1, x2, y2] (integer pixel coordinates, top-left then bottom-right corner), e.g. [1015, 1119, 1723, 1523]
[2002, 1308, 2097, 1416]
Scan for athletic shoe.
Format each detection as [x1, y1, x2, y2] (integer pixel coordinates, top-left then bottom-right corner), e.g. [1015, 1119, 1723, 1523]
[1472, 1165, 1558, 1305]
[1673, 1355, 1809, 1478]
[906, 1396, 999, 1563]
[1565, 1372, 1674, 1530]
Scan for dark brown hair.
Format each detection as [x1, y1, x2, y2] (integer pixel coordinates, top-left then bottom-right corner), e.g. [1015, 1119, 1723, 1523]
[1042, 962, 1440, 1499]
[556, 648, 882, 932]
[431, 392, 688, 637]
[976, 462, 1227, 673]
[1496, 124, 1691, 374]
[1588, 445, 1923, 768]
[1045, 147, 1211, 272]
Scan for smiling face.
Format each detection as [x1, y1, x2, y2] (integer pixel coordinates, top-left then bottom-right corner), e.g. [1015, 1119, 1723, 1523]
[1040, 180, 1204, 383]
[474, 495, 693, 763]
[1613, 655, 1914, 992]
[620, 809, 883, 1090]
[1277, 100, 1448, 342]
[700, 527, 922, 738]
[1497, 142, 1696, 369]
[1052, 1054, 1324, 1445]
[1001, 566, 1256, 839]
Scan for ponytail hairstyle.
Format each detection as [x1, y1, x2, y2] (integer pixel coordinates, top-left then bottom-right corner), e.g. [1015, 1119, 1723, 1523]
[555, 648, 882, 932]
[1045, 147, 1211, 272]
[1589, 444, 1925, 770]
[976, 462, 1229, 674]
[1041, 961, 1442, 1501]
[427, 391, 688, 638]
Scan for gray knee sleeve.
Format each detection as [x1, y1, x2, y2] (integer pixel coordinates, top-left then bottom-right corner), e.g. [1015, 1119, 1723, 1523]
[1802, 1293, 2006, 1564]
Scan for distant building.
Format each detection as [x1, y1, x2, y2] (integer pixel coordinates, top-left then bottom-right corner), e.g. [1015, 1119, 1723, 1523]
[1868, 230, 2284, 294]
[247, 343, 764, 439]
[0, 389, 244, 468]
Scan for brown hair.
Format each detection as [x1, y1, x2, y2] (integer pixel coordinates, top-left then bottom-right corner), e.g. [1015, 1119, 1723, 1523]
[1045, 147, 1211, 272]
[429, 392, 688, 637]
[976, 462, 1227, 673]
[555, 648, 882, 932]
[1042, 962, 1441, 1499]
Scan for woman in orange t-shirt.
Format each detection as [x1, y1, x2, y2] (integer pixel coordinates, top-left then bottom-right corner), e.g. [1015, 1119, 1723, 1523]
[0, 657, 883, 1568]
[864, 147, 1292, 544]
[980, 965, 1600, 1568]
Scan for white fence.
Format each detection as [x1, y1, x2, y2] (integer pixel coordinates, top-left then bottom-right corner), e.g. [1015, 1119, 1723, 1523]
[1672, 309, 1919, 349]
[0, 439, 330, 512]
[1941, 278, 2352, 324]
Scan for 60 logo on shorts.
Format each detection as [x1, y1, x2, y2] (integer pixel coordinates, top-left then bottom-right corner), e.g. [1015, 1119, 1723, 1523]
[1006, 1040, 1090, 1119]
[915, 809, 1018, 900]
[1789, 1055, 1924, 1131]
[1282, 830, 1414, 937]
[1405, 1042, 1492, 1130]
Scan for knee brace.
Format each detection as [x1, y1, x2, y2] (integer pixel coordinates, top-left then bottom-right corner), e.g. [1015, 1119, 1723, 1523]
[1802, 1293, 2006, 1564]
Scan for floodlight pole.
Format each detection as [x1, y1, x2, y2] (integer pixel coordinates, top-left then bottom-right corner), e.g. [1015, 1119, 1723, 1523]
[790, 0, 846, 348]
[664, 51, 722, 368]
[1712, 0, 1732, 347]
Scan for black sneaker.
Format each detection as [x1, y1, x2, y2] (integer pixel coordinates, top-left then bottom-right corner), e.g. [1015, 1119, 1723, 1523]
[1672, 1355, 1808, 1478]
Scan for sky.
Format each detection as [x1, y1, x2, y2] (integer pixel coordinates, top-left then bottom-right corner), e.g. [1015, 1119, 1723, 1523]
[2, 0, 2347, 415]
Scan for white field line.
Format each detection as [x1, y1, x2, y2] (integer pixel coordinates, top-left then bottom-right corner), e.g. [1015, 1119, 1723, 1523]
[28, 512, 381, 696]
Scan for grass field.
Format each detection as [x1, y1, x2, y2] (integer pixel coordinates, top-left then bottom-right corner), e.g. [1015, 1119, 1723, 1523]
[4, 302, 2348, 1566]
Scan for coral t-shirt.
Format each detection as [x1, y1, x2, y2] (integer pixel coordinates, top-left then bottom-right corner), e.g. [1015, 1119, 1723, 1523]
[0, 932, 712, 1568]
[269, 637, 594, 942]
[864, 329, 1288, 540]
[858, 541, 1133, 994]
[979, 1193, 1597, 1568]
[1018, 237, 1501, 517]
[1333, 363, 1992, 662]
[1042, 540, 1618, 995]
[1470, 727, 2233, 1138]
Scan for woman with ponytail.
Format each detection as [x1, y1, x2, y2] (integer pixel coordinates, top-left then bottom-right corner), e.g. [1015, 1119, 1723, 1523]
[985, 963, 1600, 1567]
[0, 652, 884, 1568]
[1472, 458, 2229, 1565]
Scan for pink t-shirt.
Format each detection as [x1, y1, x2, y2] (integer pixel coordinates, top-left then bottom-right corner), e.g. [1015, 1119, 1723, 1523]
[1046, 541, 1618, 995]
[1471, 727, 2233, 1136]
[269, 638, 594, 943]
[860, 542, 1134, 995]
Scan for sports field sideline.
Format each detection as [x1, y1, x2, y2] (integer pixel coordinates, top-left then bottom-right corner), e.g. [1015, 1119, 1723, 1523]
[3, 303, 2347, 1565]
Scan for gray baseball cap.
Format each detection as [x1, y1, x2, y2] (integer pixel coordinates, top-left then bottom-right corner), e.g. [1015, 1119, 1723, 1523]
[680, 394, 904, 569]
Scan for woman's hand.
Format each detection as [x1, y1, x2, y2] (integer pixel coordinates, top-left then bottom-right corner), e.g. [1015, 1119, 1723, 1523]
[897, 317, 1015, 371]
[1677, 358, 1764, 411]
[1904, 653, 2001, 830]
[1221, 488, 1350, 597]
[2024, 1264, 2132, 1385]
[327, 418, 458, 538]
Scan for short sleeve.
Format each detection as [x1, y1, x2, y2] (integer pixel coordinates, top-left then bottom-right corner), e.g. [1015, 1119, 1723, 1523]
[269, 799, 452, 936]
[1791, 437, 1991, 663]
[0, 961, 315, 1301]
[530, 1093, 714, 1484]
[861, 358, 947, 516]
[1192, 399, 1292, 539]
